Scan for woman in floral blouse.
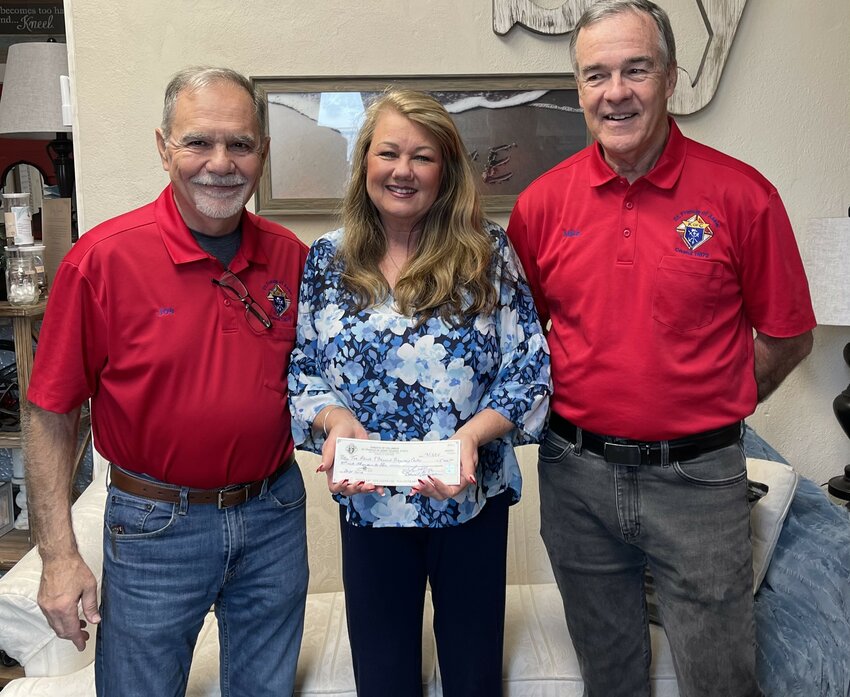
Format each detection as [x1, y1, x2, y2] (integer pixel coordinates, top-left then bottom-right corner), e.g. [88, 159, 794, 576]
[288, 90, 550, 697]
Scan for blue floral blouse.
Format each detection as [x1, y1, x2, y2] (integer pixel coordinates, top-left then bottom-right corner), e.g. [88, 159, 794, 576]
[288, 223, 551, 528]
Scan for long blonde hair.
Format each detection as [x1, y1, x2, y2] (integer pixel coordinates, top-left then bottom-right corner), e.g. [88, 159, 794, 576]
[338, 89, 496, 325]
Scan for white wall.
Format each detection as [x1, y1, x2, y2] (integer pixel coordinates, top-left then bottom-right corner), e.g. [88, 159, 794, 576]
[64, 0, 850, 483]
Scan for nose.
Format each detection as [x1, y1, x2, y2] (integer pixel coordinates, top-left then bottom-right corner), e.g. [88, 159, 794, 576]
[392, 156, 414, 180]
[206, 143, 236, 174]
[605, 72, 632, 102]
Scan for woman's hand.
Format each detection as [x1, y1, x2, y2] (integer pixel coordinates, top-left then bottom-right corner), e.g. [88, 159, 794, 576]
[410, 429, 479, 501]
[409, 409, 514, 501]
[316, 406, 384, 497]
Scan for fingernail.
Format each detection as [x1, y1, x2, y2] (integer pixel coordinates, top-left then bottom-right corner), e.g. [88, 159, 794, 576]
[316, 465, 323, 473]
[468, 475, 477, 484]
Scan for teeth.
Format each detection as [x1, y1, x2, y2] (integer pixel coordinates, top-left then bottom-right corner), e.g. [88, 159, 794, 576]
[388, 186, 415, 193]
[607, 114, 633, 120]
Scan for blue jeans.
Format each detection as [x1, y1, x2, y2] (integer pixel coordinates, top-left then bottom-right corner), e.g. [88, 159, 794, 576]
[95, 464, 309, 697]
[538, 429, 763, 697]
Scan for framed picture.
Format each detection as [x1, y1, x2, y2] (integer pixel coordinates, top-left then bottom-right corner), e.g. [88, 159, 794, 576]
[253, 74, 586, 216]
[0, 481, 13, 537]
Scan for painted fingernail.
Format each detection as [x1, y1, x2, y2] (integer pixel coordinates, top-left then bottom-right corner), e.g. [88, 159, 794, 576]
[468, 475, 477, 484]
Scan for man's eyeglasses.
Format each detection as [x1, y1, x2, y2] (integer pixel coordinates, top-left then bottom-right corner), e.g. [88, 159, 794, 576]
[212, 271, 272, 333]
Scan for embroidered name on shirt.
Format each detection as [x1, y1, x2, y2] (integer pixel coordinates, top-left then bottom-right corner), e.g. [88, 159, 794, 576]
[157, 307, 175, 317]
[562, 229, 581, 238]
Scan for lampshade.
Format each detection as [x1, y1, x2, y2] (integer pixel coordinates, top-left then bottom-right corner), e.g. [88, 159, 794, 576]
[0, 42, 71, 139]
[800, 217, 850, 327]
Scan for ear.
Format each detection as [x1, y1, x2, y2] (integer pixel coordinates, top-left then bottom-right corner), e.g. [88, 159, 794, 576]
[155, 128, 170, 172]
[665, 62, 679, 99]
[259, 135, 270, 167]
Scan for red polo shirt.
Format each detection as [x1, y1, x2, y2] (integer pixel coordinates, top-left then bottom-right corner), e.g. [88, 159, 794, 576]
[28, 186, 308, 487]
[507, 120, 815, 441]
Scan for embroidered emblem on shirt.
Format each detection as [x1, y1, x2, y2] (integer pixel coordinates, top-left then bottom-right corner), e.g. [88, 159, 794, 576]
[676, 214, 714, 250]
[265, 284, 291, 317]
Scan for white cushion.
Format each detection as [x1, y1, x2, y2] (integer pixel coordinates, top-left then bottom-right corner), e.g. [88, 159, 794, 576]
[495, 584, 679, 697]
[0, 476, 106, 676]
[747, 457, 799, 591]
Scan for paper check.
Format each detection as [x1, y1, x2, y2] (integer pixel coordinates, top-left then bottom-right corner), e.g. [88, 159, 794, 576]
[332, 438, 461, 487]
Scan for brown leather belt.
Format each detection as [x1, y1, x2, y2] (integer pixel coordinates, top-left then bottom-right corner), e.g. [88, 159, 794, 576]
[108, 452, 296, 509]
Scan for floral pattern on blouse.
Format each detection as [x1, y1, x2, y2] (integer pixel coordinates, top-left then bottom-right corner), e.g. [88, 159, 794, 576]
[288, 223, 551, 528]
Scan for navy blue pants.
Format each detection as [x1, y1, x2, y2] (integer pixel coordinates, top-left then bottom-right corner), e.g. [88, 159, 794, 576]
[339, 492, 510, 697]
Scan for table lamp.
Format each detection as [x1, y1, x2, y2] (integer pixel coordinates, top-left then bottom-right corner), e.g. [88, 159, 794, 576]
[801, 216, 850, 506]
[0, 41, 73, 197]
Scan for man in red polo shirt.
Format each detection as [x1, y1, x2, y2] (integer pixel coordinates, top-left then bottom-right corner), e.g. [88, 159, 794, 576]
[507, 2, 815, 696]
[24, 67, 309, 697]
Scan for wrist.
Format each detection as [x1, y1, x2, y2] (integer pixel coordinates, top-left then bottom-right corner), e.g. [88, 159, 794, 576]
[321, 405, 348, 437]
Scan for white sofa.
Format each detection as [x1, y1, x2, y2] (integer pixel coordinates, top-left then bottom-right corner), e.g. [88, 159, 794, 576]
[0, 449, 796, 696]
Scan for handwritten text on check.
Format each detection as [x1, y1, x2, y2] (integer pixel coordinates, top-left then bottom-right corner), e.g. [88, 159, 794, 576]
[332, 438, 461, 487]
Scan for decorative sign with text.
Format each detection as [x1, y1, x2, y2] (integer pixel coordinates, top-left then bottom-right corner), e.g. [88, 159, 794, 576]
[0, 4, 65, 36]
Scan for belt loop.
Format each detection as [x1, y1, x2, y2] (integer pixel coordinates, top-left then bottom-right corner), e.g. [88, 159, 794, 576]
[178, 487, 189, 515]
[575, 426, 583, 455]
[660, 440, 670, 467]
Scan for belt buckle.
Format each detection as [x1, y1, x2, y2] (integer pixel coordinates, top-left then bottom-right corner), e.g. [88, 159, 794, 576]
[217, 485, 250, 509]
[603, 442, 644, 466]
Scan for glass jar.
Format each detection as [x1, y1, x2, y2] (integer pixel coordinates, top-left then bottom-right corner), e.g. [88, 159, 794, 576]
[2, 193, 33, 245]
[5, 245, 48, 300]
[6, 256, 40, 306]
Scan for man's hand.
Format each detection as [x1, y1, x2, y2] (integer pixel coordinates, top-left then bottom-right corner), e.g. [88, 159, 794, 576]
[38, 554, 100, 651]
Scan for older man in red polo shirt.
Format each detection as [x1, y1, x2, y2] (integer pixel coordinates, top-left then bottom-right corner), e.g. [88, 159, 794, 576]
[507, 2, 815, 696]
[24, 67, 308, 697]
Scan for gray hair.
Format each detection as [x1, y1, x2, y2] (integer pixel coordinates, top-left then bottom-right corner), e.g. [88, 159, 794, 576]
[569, 0, 677, 75]
[160, 66, 267, 142]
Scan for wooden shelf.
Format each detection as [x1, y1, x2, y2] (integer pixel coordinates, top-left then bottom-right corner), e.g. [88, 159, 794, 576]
[0, 528, 32, 573]
[0, 301, 47, 570]
[0, 662, 25, 689]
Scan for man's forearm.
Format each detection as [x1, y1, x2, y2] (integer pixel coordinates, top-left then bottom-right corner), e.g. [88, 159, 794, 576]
[23, 403, 82, 559]
[754, 331, 814, 402]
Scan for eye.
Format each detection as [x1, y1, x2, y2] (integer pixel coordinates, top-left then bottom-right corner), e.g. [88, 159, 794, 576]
[413, 154, 434, 163]
[376, 150, 398, 160]
[229, 142, 254, 153]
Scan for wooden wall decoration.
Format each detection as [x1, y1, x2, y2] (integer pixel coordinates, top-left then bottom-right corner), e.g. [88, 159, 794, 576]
[493, 0, 749, 115]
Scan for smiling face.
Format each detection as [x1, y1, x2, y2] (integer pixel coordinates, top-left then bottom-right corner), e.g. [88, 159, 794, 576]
[365, 109, 443, 232]
[575, 9, 677, 180]
[155, 81, 268, 236]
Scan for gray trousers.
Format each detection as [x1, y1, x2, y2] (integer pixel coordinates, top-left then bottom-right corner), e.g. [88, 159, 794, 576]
[538, 430, 764, 697]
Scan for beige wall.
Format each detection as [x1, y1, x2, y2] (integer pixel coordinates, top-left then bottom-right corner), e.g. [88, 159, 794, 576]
[64, 0, 850, 483]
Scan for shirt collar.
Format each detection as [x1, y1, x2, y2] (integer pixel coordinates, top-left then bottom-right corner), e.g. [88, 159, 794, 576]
[588, 117, 686, 190]
[155, 184, 268, 270]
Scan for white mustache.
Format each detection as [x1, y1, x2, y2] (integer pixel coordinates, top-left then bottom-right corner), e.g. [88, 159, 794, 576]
[191, 174, 248, 187]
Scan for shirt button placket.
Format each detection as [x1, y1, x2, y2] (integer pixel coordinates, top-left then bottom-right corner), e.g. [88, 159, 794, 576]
[617, 193, 638, 263]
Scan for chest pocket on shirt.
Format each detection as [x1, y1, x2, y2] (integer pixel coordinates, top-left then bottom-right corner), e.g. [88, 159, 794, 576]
[651, 257, 723, 332]
[263, 325, 296, 394]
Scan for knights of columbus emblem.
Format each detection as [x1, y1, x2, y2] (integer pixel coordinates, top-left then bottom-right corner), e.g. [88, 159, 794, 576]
[676, 214, 714, 251]
[266, 284, 291, 317]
